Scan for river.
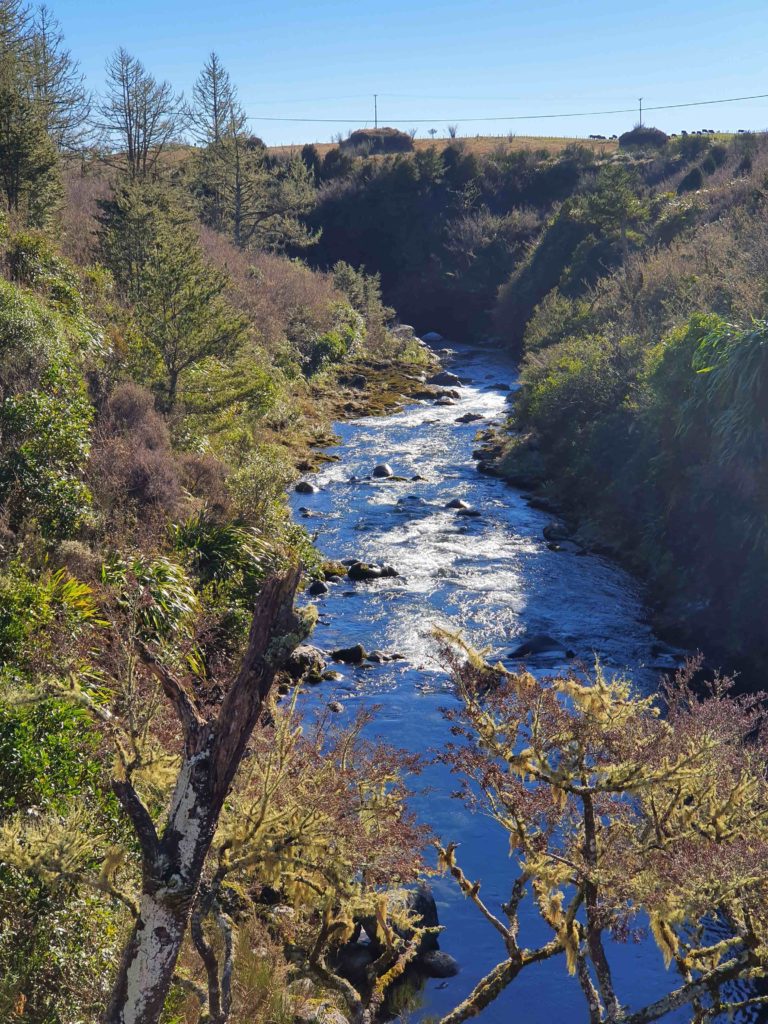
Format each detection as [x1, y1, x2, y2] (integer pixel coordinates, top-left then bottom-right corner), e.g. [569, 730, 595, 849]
[287, 342, 729, 1023]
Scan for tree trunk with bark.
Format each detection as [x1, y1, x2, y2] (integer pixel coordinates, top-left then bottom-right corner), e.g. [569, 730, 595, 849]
[103, 569, 305, 1024]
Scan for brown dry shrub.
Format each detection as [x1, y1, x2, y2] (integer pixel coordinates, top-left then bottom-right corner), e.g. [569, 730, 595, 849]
[199, 227, 341, 351]
[53, 539, 103, 581]
[59, 160, 112, 265]
[178, 452, 230, 513]
[175, 916, 296, 1024]
[88, 382, 184, 523]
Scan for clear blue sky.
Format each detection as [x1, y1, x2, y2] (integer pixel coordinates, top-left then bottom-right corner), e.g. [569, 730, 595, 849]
[51, 0, 768, 146]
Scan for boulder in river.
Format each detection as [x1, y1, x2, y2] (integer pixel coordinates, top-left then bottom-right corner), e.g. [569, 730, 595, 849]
[428, 370, 462, 387]
[307, 579, 329, 596]
[456, 507, 482, 517]
[455, 412, 483, 423]
[422, 331, 444, 343]
[543, 520, 573, 542]
[327, 701, 344, 714]
[347, 560, 399, 581]
[421, 950, 460, 978]
[367, 650, 404, 663]
[362, 885, 440, 956]
[332, 643, 367, 664]
[295, 480, 319, 494]
[287, 644, 327, 681]
[372, 463, 394, 478]
[434, 396, 457, 406]
[509, 635, 575, 659]
[445, 498, 471, 509]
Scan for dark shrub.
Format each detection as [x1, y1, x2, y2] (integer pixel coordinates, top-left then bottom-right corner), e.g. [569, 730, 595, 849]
[619, 125, 668, 150]
[340, 127, 414, 155]
[677, 166, 704, 194]
[710, 144, 728, 167]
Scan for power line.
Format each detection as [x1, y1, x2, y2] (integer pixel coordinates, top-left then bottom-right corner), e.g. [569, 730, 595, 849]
[244, 89, 768, 124]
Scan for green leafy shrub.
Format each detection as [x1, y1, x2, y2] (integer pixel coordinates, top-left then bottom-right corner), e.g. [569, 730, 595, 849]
[5, 232, 82, 314]
[0, 281, 94, 539]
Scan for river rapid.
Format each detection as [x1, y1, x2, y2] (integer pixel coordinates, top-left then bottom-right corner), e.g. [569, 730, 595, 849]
[288, 342, 699, 1024]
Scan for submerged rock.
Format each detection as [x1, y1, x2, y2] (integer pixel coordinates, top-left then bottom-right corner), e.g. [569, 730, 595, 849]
[543, 520, 572, 542]
[509, 635, 575, 659]
[421, 950, 460, 978]
[422, 331, 444, 343]
[367, 650, 402, 663]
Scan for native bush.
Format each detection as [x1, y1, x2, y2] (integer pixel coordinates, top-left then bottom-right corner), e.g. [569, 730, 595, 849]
[677, 165, 704, 194]
[0, 280, 94, 539]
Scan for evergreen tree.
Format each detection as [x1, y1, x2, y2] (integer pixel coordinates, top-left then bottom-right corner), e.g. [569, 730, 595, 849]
[97, 48, 185, 179]
[99, 182, 248, 409]
[0, 58, 60, 221]
[195, 116, 317, 251]
[28, 4, 91, 151]
[189, 51, 240, 146]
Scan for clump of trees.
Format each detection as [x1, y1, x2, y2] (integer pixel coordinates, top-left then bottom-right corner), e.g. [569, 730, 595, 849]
[0, 0, 83, 219]
[436, 633, 768, 1023]
[0, 13, 433, 1024]
[190, 53, 316, 251]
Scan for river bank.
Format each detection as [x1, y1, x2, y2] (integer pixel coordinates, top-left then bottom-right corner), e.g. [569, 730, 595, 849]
[474, 413, 761, 689]
[288, 340, 697, 1023]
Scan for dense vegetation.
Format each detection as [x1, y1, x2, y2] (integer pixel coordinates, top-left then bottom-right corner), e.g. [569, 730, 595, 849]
[2, 1, 768, 1021]
[0, 7, 433, 1022]
[300, 127, 768, 673]
[486, 135, 768, 674]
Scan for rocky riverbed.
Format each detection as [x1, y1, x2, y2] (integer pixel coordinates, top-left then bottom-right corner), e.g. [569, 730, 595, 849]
[288, 341, 703, 1023]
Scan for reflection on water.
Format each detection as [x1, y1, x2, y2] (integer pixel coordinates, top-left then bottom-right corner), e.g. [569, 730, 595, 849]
[288, 343, 753, 1023]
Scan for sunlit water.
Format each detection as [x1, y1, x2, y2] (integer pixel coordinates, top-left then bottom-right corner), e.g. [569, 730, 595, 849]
[288, 343, 754, 1024]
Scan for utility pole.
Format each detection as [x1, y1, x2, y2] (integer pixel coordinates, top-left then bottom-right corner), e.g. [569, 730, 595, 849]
[374, 93, 378, 129]
[639, 97, 643, 126]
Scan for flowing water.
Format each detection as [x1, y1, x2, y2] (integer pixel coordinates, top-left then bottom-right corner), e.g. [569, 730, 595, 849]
[287, 342, 710, 1023]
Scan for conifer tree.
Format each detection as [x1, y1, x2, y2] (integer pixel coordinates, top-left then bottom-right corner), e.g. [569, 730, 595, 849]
[28, 4, 91, 150]
[0, 58, 59, 220]
[189, 51, 240, 146]
[97, 48, 185, 179]
[99, 182, 248, 408]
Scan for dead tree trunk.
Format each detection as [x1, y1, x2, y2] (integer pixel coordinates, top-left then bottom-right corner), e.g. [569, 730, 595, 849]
[103, 569, 304, 1024]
